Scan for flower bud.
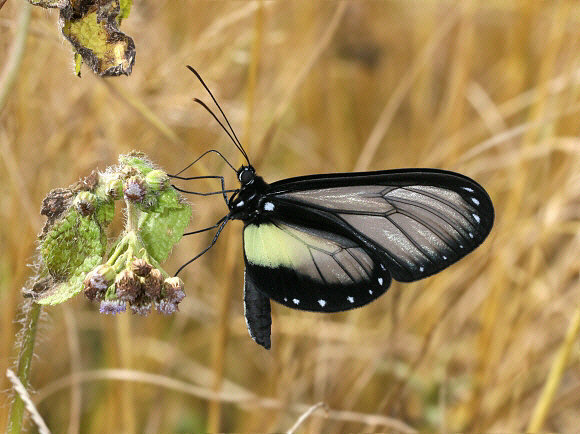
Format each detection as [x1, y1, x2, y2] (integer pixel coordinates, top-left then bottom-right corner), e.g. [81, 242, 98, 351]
[84, 264, 116, 301]
[121, 165, 139, 178]
[145, 170, 169, 192]
[143, 268, 163, 299]
[157, 277, 185, 314]
[105, 178, 124, 200]
[123, 175, 146, 202]
[73, 191, 97, 216]
[163, 277, 185, 302]
[115, 269, 142, 302]
[131, 258, 152, 277]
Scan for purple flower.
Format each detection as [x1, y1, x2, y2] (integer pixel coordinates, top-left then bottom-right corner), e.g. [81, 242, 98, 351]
[156, 299, 179, 315]
[99, 300, 127, 315]
[130, 302, 152, 316]
[123, 176, 146, 202]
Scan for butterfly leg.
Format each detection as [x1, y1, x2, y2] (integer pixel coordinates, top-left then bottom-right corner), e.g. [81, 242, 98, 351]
[172, 177, 232, 206]
[174, 216, 230, 276]
[169, 148, 239, 205]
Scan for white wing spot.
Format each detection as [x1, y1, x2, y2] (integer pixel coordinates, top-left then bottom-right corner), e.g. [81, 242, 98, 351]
[469, 232, 474, 238]
[443, 255, 447, 260]
[380, 264, 386, 271]
[318, 299, 326, 307]
[419, 266, 424, 272]
[236, 200, 245, 207]
[369, 290, 373, 295]
[378, 277, 384, 286]
[459, 244, 464, 249]
[462, 187, 474, 192]
[472, 197, 480, 205]
[293, 298, 300, 305]
[284, 297, 288, 302]
[347, 296, 354, 303]
[263, 202, 275, 211]
[473, 213, 481, 223]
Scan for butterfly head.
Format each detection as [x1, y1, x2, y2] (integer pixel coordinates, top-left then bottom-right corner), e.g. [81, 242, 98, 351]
[237, 165, 256, 186]
[228, 165, 269, 221]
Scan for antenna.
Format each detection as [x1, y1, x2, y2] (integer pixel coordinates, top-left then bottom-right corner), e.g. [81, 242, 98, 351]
[172, 149, 237, 177]
[186, 65, 250, 165]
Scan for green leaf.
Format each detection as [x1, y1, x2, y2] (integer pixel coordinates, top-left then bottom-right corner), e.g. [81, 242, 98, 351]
[138, 188, 192, 263]
[36, 208, 107, 305]
[96, 200, 115, 227]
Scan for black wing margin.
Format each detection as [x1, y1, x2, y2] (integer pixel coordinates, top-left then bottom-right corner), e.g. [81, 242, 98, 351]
[271, 169, 494, 282]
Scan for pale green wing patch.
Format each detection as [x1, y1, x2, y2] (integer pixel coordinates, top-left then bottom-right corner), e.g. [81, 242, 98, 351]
[243, 221, 373, 285]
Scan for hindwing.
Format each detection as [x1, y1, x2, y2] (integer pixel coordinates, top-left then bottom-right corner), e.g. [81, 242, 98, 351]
[243, 219, 391, 312]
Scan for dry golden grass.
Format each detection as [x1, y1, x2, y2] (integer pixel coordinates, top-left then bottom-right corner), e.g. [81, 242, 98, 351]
[2, 1, 580, 432]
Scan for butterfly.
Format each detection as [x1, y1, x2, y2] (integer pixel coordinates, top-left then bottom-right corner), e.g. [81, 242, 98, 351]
[173, 66, 494, 350]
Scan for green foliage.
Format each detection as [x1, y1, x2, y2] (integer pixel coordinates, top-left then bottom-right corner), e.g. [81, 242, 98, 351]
[139, 187, 192, 264]
[37, 207, 107, 304]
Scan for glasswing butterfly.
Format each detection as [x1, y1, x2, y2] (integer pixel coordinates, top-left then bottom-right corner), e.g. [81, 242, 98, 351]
[172, 66, 494, 349]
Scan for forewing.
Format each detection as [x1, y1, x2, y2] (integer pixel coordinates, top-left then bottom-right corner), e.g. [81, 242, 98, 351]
[243, 220, 391, 312]
[275, 170, 494, 282]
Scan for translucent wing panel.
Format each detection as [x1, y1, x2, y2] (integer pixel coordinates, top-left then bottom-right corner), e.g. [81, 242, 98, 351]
[281, 181, 493, 282]
[243, 221, 390, 312]
[287, 186, 395, 213]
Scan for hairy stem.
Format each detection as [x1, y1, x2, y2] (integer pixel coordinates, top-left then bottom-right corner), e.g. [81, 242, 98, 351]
[7, 301, 42, 434]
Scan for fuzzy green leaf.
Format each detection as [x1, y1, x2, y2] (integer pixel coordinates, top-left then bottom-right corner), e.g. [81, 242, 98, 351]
[138, 188, 192, 263]
[37, 208, 107, 305]
[96, 200, 115, 227]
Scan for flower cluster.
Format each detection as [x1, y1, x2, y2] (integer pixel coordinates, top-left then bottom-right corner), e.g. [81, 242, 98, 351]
[84, 261, 185, 315]
[29, 152, 192, 316]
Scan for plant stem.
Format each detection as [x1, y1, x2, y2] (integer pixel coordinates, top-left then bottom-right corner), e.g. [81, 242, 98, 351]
[125, 199, 139, 233]
[7, 302, 42, 434]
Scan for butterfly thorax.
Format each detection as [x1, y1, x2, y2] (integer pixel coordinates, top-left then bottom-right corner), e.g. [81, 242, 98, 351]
[228, 165, 270, 223]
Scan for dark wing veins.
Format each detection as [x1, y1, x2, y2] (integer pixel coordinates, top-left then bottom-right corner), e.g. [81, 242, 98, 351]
[272, 221, 372, 285]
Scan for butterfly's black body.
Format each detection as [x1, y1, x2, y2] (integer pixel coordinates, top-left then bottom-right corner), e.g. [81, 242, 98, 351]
[178, 65, 494, 350]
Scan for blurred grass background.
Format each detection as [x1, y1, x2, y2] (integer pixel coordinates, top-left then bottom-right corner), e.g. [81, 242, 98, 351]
[1, 1, 580, 432]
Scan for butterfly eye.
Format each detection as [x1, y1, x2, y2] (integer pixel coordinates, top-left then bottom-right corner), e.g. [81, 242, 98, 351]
[239, 167, 255, 185]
